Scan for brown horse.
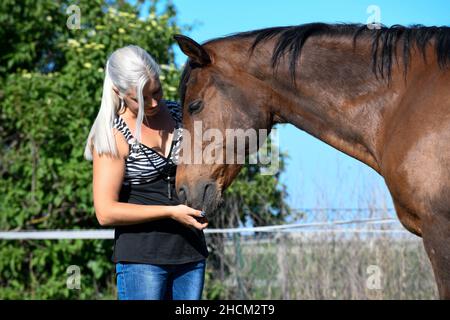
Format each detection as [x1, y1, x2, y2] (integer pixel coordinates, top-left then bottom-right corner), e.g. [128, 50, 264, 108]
[173, 23, 450, 299]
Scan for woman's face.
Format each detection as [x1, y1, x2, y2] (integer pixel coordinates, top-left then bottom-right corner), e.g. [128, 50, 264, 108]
[122, 78, 163, 117]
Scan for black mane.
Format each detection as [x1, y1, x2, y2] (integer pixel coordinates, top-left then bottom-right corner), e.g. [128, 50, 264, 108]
[179, 23, 450, 100]
[215, 23, 450, 82]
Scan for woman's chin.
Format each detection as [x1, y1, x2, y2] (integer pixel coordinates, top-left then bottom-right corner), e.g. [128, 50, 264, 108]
[145, 108, 160, 116]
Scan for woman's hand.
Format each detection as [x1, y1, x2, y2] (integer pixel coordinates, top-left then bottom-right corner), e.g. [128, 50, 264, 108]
[170, 204, 208, 230]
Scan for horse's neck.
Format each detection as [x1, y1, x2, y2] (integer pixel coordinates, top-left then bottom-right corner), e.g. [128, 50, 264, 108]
[255, 36, 407, 173]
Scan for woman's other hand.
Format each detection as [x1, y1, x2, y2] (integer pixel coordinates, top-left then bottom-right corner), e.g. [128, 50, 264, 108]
[170, 205, 208, 230]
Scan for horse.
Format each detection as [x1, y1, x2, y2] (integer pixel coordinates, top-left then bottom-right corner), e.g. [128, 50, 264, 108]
[173, 23, 450, 299]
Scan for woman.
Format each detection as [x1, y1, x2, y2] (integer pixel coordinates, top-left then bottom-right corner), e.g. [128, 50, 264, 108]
[84, 45, 209, 300]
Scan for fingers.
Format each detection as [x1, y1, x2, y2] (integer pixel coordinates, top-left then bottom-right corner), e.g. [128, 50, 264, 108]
[189, 217, 208, 230]
[175, 205, 208, 230]
[195, 216, 208, 224]
[195, 221, 208, 230]
[187, 209, 205, 218]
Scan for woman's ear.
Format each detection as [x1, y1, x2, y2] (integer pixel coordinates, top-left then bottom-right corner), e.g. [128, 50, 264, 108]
[112, 86, 120, 97]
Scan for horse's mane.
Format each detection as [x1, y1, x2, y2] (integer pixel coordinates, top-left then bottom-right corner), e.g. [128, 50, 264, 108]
[179, 23, 450, 100]
[209, 23, 450, 82]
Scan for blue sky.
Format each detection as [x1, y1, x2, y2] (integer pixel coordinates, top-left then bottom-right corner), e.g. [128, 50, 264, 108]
[153, 0, 449, 211]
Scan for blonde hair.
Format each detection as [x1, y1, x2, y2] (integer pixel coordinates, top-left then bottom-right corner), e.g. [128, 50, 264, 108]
[83, 45, 161, 160]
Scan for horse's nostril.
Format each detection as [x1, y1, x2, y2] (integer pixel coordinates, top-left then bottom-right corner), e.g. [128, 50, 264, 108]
[178, 185, 187, 204]
[202, 183, 212, 203]
[202, 182, 217, 205]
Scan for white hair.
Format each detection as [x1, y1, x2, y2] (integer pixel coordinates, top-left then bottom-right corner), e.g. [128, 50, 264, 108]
[83, 45, 161, 161]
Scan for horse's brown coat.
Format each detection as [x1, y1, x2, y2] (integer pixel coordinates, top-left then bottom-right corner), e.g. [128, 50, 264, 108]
[174, 24, 450, 298]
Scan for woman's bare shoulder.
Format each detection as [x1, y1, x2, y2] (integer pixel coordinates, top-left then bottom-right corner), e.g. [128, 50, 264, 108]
[112, 127, 130, 160]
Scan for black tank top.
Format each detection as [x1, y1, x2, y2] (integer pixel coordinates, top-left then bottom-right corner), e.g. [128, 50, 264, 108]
[110, 100, 209, 265]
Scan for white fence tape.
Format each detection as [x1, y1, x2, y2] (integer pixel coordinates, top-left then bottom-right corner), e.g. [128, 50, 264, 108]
[203, 218, 398, 234]
[0, 218, 403, 240]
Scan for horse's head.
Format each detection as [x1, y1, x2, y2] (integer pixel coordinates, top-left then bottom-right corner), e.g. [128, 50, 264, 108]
[173, 35, 273, 214]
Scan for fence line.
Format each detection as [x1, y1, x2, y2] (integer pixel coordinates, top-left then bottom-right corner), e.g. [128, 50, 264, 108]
[205, 218, 398, 234]
[0, 217, 404, 239]
[0, 230, 114, 240]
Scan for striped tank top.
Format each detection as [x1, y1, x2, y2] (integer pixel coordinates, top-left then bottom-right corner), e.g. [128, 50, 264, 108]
[110, 100, 209, 265]
[113, 99, 183, 186]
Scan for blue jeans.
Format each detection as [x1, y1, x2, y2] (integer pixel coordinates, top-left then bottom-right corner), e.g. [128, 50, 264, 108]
[115, 259, 206, 300]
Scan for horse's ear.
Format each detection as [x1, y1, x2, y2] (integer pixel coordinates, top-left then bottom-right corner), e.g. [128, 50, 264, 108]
[173, 34, 211, 67]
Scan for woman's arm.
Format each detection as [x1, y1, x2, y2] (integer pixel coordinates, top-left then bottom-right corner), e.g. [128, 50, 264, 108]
[92, 129, 207, 230]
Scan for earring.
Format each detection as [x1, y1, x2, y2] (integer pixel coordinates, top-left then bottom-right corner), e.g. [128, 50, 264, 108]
[119, 97, 125, 112]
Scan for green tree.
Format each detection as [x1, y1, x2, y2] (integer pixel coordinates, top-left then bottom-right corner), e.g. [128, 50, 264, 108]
[0, 0, 181, 299]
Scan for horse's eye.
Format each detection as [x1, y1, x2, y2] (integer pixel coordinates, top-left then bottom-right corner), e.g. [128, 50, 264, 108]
[188, 100, 204, 115]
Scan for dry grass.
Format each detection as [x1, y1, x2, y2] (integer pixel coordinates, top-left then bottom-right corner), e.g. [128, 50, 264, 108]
[205, 224, 438, 300]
